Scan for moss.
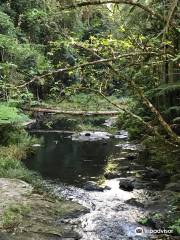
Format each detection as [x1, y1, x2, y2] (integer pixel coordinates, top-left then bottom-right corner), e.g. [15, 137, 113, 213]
[138, 216, 149, 225]
[169, 219, 180, 235]
[2, 204, 31, 230]
[138, 213, 164, 226]
[104, 159, 119, 173]
[0, 178, 87, 237]
[96, 175, 106, 185]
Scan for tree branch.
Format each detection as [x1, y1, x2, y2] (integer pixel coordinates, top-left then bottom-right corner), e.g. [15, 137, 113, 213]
[79, 86, 161, 136]
[70, 44, 180, 143]
[18, 51, 158, 88]
[59, 0, 164, 22]
[164, 0, 179, 33]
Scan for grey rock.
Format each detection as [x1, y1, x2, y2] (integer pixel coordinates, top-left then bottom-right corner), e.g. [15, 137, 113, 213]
[71, 131, 112, 142]
[142, 167, 169, 180]
[165, 181, 180, 192]
[115, 143, 142, 151]
[62, 231, 82, 240]
[104, 171, 122, 179]
[119, 177, 160, 191]
[85, 132, 91, 136]
[103, 117, 118, 127]
[119, 178, 135, 191]
[125, 198, 144, 208]
[104, 185, 111, 190]
[83, 181, 105, 191]
[126, 153, 138, 160]
[133, 182, 147, 189]
[119, 166, 130, 171]
[114, 130, 129, 140]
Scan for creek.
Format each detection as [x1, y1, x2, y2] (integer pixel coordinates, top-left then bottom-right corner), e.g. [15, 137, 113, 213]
[24, 129, 171, 240]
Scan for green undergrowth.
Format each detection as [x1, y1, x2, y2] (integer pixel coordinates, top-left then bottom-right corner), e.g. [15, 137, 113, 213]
[138, 212, 180, 235]
[146, 83, 180, 98]
[38, 114, 114, 132]
[0, 144, 42, 188]
[28, 94, 133, 132]
[42, 93, 129, 111]
[139, 136, 180, 174]
[2, 204, 31, 230]
[117, 111, 148, 140]
[104, 158, 119, 174]
[169, 219, 180, 235]
[0, 104, 29, 125]
[0, 104, 42, 188]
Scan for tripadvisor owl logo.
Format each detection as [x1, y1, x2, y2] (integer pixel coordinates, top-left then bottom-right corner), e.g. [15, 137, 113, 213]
[135, 227, 144, 235]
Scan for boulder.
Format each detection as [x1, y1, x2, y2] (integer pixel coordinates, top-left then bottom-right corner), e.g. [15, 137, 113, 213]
[83, 181, 106, 191]
[114, 130, 128, 140]
[71, 131, 112, 142]
[141, 167, 169, 180]
[115, 143, 143, 152]
[165, 181, 180, 192]
[119, 178, 135, 191]
[104, 171, 122, 179]
[125, 198, 144, 208]
[119, 177, 161, 191]
[0, 178, 86, 240]
[119, 166, 130, 171]
[126, 153, 138, 160]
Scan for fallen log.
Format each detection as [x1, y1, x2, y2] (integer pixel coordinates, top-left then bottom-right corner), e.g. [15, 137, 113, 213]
[21, 119, 36, 127]
[23, 107, 120, 116]
[29, 130, 74, 134]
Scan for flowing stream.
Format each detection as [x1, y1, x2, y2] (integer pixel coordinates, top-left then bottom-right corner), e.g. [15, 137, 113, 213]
[24, 130, 169, 240]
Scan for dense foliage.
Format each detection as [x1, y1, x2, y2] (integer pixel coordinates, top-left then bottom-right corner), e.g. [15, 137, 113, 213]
[0, 0, 179, 141]
[0, 1, 179, 235]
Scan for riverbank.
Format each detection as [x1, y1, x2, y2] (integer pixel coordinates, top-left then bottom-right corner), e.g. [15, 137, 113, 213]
[0, 113, 88, 239]
[24, 127, 180, 239]
[0, 106, 179, 239]
[0, 178, 87, 240]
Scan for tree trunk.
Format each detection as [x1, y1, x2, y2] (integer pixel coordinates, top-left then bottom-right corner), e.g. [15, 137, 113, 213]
[23, 107, 120, 116]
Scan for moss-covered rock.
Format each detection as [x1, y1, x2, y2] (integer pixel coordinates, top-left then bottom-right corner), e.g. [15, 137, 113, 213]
[0, 178, 87, 239]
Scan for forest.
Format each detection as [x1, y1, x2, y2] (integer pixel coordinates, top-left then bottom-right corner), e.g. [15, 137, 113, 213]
[0, 0, 180, 240]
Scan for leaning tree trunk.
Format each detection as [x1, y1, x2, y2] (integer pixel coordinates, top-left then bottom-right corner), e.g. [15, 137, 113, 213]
[128, 79, 180, 144]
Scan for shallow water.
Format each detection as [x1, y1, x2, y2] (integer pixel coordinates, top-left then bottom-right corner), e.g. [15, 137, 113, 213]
[25, 130, 167, 240]
[49, 179, 156, 240]
[25, 132, 121, 185]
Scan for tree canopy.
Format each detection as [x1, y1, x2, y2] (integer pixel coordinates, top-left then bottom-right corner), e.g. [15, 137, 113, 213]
[0, 0, 179, 142]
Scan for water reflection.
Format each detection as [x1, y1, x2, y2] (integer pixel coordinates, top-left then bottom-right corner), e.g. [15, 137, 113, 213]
[25, 132, 119, 185]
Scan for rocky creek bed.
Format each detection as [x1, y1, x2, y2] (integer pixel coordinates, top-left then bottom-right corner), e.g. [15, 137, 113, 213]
[1, 130, 179, 240]
[27, 130, 180, 239]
